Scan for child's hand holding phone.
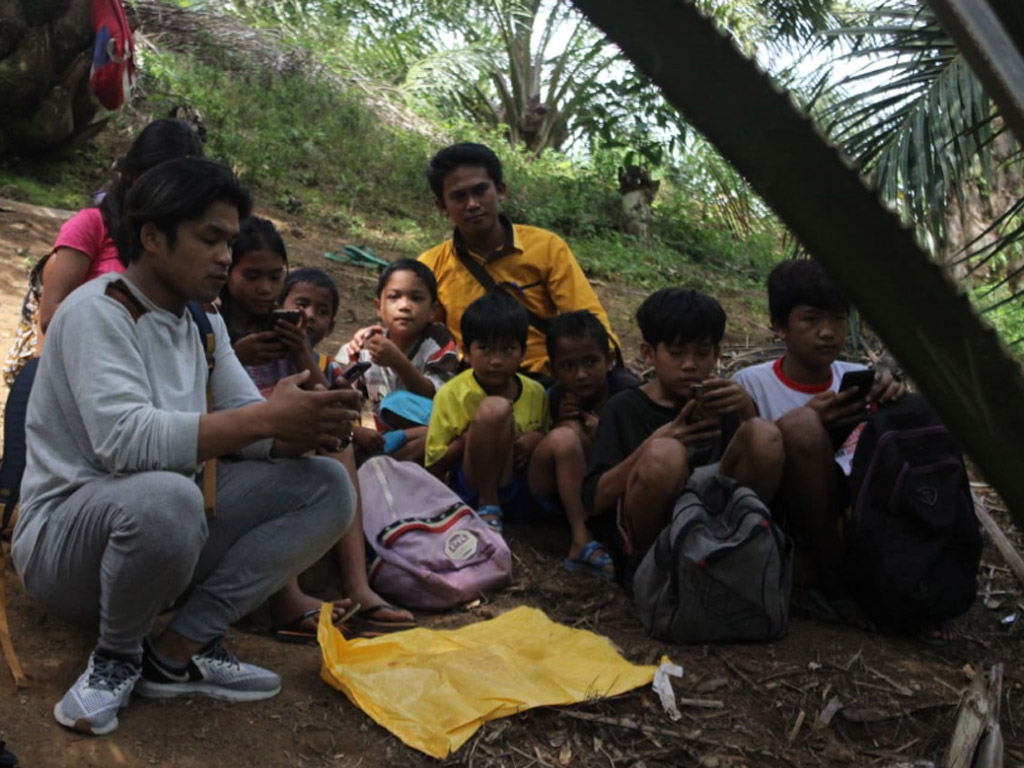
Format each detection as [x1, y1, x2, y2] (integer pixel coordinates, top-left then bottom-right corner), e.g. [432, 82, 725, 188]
[838, 369, 875, 401]
[689, 378, 756, 420]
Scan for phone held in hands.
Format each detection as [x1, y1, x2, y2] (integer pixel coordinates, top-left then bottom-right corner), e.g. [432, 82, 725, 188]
[687, 383, 709, 423]
[342, 360, 372, 381]
[271, 308, 302, 325]
[839, 369, 875, 400]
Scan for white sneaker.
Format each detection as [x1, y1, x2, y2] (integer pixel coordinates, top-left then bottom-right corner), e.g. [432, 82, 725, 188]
[53, 650, 141, 735]
[135, 638, 281, 702]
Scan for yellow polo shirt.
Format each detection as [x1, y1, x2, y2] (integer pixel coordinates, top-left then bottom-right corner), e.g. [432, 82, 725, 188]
[418, 220, 618, 373]
[424, 369, 550, 470]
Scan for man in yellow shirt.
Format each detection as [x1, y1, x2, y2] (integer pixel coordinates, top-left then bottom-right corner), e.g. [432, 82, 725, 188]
[348, 144, 619, 376]
[418, 142, 618, 375]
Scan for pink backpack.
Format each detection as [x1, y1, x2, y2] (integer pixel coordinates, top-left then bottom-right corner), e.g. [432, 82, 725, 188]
[358, 457, 512, 610]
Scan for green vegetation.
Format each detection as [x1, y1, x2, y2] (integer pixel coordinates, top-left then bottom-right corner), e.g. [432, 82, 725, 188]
[135, 37, 789, 292]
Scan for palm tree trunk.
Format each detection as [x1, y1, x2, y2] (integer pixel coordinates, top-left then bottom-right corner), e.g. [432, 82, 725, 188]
[572, 0, 1024, 523]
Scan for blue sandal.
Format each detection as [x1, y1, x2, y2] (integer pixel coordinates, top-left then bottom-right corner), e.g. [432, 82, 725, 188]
[565, 540, 615, 581]
[477, 504, 504, 534]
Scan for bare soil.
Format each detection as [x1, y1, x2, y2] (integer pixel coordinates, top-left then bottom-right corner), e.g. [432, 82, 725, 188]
[2, 203, 1023, 768]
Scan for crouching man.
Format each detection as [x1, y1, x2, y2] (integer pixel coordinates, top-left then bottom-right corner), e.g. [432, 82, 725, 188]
[12, 157, 358, 735]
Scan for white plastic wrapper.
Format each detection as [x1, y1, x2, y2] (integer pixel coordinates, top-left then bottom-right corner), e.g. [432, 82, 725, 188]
[653, 660, 684, 722]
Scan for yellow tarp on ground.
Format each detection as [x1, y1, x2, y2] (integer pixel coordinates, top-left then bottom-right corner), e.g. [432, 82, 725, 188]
[318, 604, 657, 758]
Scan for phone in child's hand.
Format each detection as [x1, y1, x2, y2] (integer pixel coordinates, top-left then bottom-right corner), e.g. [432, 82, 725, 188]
[687, 383, 709, 423]
[342, 360, 372, 382]
[271, 308, 302, 326]
[839, 369, 875, 400]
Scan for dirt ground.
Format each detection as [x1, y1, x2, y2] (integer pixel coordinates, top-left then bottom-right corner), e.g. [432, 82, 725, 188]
[2, 203, 1024, 768]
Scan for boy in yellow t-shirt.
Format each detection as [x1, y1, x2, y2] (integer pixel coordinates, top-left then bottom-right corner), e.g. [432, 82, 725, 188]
[425, 291, 550, 533]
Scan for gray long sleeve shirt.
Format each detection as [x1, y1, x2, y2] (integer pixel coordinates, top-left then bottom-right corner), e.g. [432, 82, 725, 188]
[12, 273, 272, 569]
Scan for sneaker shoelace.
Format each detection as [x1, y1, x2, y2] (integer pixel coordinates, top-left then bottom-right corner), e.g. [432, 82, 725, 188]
[88, 655, 139, 691]
[199, 642, 242, 670]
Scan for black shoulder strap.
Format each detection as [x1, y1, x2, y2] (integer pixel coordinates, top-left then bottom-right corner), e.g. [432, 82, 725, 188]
[453, 243, 550, 335]
[452, 240, 626, 368]
[185, 301, 217, 518]
[186, 301, 216, 378]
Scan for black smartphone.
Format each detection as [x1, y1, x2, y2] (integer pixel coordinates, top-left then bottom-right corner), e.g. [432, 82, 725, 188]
[342, 360, 372, 381]
[271, 308, 302, 326]
[839, 369, 875, 399]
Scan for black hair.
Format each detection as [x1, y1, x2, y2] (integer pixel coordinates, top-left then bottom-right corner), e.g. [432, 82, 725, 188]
[461, 291, 528, 350]
[102, 118, 206, 266]
[636, 288, 726, 347]
[122, 157, 251, 263]
[767, 259, 849, 329]
[232, 215, 287, 267]
[545, 310, 610, 362]
[376, 258, 438, 303]
[282, 267, 340, 316]
[426, 142, 504, 201]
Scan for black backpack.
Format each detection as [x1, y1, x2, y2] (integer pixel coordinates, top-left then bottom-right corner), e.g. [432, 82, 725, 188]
[845, 394, 981, 632]
[0, 740, 18, 768]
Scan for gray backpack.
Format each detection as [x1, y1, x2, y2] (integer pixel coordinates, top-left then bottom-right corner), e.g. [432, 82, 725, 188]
[633, 475, 792, 644]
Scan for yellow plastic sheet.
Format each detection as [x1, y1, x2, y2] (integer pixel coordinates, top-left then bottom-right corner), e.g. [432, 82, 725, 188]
[318, 604, 657, 758]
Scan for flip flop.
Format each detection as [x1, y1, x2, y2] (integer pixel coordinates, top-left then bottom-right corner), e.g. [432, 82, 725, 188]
[345, 604, 417, 636]
[477, 504, 504, 534]
[564, 540, 615, 581]
[271, 602, 361, 645]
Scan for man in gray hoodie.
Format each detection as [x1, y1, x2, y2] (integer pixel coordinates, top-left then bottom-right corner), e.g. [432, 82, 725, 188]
[12, 157, 358, 735]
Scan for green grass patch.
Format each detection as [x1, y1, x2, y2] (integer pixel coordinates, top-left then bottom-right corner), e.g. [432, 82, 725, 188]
[0, 140, 111, 209]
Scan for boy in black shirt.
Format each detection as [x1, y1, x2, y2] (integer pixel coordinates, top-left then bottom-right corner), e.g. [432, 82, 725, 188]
[583, 288, 784, 558]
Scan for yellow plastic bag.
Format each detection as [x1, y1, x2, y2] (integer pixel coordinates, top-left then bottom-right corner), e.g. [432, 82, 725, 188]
[318, 604, 656, 758]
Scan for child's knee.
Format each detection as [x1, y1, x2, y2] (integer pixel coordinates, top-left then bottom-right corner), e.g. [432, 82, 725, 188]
[633, 438, 688, 489]
[471, 396, 514, 428]
[737, 418, 784, 459]
[544, 425, 585, 459]
[777, 407, 828, 455]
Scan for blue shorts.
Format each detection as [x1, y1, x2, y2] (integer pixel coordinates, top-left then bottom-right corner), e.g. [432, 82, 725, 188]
[449, 462, 557, 523]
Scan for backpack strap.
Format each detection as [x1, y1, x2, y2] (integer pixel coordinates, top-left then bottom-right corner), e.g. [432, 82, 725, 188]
[452, 242, 550, 335]
[105, 279, 149, 322]
[186, 301, 217, 519]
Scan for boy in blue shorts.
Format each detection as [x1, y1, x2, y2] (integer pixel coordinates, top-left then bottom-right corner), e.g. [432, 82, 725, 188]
[583, 288, 784, 563]
[529, 310, 639, 579]
[733, 259, 904, 608]
[425, 291, 549, 533]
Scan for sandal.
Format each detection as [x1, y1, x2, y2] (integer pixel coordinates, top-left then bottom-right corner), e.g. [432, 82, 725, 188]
[477, 504, 504, 534]
[270, 602, 361, 645]
[345, 604, 417, 637]
[564, 540, 615, 581]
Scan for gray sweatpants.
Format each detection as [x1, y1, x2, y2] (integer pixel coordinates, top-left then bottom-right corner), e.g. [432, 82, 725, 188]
[16, 456, 354, 657]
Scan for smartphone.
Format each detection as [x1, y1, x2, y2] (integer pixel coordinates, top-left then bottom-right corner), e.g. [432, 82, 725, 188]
[271, 308, 302, 326]
[342, 360, 372, 382]
[687, 383, 709, 422]
[839, 369, 875, 399]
